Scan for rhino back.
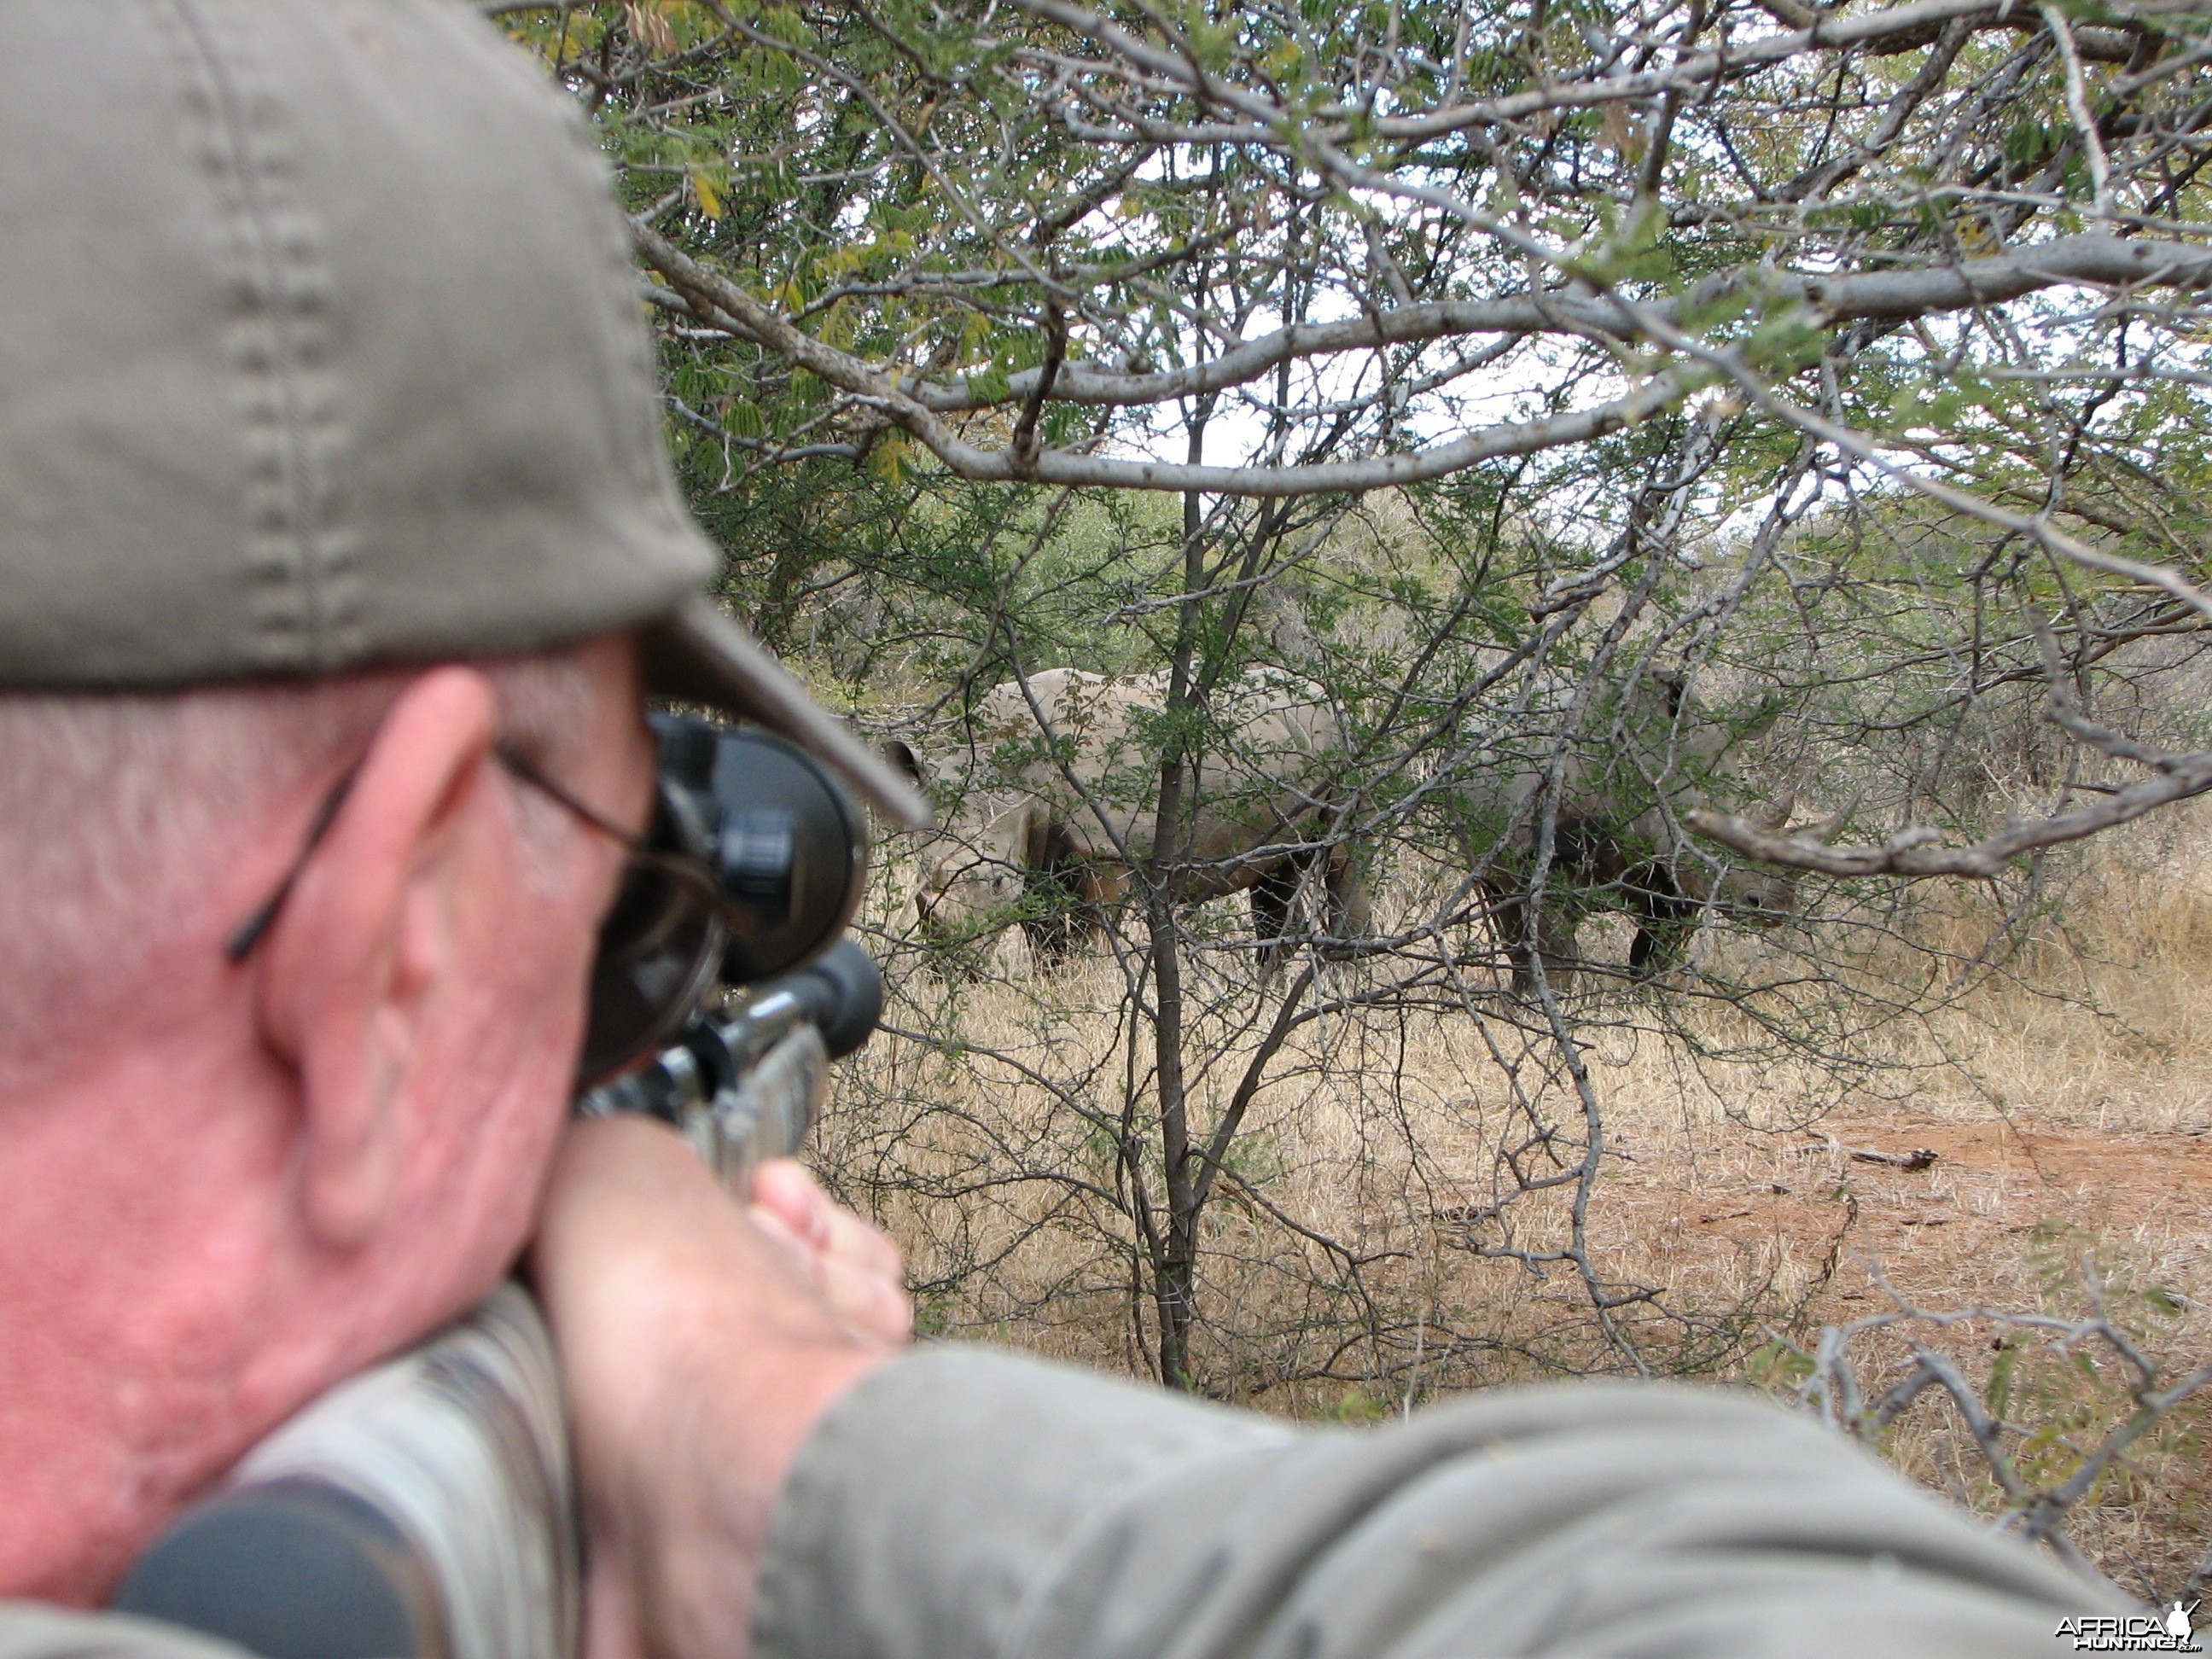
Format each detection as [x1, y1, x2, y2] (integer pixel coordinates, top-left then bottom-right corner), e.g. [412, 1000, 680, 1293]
[975, 668, 1350, 868]
[1451, 671, 1749, 874]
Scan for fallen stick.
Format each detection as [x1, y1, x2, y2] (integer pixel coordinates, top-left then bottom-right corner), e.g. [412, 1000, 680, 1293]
[1801, 1132, 1938, 1171]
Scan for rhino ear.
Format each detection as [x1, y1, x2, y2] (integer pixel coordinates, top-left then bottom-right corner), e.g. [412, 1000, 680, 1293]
[1738, 692, 1790, 741]
[884, 738, 929, 793]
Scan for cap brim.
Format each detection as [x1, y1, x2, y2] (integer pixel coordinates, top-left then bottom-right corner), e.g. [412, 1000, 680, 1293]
[641, 597, 931, 830]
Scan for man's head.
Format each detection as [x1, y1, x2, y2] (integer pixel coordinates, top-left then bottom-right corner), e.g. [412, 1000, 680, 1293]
[0, 643, 650, 1599]
[0, 0, 919, 1604]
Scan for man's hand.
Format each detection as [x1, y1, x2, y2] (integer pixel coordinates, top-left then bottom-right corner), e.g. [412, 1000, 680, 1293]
[748, 1157, 913, 1347]
[530, 1117, 909, 1659]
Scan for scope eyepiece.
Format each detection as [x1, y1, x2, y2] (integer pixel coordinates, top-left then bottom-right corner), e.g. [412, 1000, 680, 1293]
[576, 717, 873, 1087]
[686, 724, 869, 982]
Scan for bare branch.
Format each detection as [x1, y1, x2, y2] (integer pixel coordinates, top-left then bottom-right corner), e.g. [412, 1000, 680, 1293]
[1688, 745, 2212, 876]
[2043, 3, 2116, 223]
[868, 238, 2212, 416]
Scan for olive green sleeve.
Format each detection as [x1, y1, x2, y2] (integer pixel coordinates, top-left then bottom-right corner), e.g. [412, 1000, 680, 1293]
[0, 1608, 247, 1659]
[752, 1345, 2133, 1659]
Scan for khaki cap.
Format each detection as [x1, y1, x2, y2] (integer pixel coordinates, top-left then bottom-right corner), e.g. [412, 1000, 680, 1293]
[0, 0, 926, 828]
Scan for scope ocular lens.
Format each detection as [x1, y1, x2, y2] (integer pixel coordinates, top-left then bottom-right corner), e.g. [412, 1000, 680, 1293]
[577, 719, 870, 1086]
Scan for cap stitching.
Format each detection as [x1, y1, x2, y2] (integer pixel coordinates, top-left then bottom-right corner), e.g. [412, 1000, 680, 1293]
[157, 0, 350, 668]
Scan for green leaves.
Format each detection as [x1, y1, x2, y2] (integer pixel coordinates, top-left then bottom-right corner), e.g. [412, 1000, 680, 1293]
[966, 363, 1013, 404]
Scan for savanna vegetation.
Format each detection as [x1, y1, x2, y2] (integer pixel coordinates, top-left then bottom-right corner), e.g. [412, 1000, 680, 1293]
[491, 0, 2212, 1598]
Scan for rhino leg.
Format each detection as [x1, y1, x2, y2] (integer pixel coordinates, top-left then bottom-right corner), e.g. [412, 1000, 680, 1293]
[1489, 890, 1583, 995]
[1020, 892, 1082, 968]
[1020, 865, 1110, 969]
[1250, 861, 1300, 969]
[1019, 819, 1125, 970]
[1250, 841, 1367, 969]
[1625, 864, 1697, 977]
[1320, 842, 1370, 958]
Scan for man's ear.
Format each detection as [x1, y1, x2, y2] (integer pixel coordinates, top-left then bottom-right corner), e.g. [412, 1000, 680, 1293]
[253, 667, 501, 1250]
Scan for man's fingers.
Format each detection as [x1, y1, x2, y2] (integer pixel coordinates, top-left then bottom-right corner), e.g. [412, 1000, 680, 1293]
[531, 1117, 902, 1659]
[818, 1253, 914, 1343]
[538, 1131, 911, 1349]
[751, 1159, 908, 1291]
[749, 1158, 834, 1253]
[823, 1202, 905, 1284]
[746, 1158, 912, 1345]
[742, 1200, 821, 1281]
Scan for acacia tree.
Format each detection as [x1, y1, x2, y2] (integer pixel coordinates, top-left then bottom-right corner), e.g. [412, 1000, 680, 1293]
[488, 0, 2212, 1521]
[494, 0, 2212, 848]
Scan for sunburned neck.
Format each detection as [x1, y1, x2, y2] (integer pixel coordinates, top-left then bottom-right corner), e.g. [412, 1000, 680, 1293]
[0, 1039, 309, 1604]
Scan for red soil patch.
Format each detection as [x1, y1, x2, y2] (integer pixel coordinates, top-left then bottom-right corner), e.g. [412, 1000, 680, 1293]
[1597, 1113, 2212, 1313]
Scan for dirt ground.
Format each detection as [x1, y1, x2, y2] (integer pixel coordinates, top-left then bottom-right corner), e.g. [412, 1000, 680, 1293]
[1624, 1113, 2212, 1307]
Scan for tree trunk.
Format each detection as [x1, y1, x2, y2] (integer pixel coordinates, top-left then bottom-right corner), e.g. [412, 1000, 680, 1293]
[1148, 399, 1210, 1391]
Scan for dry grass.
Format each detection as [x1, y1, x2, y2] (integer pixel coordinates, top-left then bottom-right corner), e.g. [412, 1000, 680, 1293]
[820, 805, 2212, 1599]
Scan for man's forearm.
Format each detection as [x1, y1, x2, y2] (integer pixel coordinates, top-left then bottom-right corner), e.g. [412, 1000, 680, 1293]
[755, 1346, 2130, 1659]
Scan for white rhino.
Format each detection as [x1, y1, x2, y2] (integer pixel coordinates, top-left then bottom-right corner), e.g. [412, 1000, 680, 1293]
[889, 667, 1369, 966]
[1452, 666, 1829, 990]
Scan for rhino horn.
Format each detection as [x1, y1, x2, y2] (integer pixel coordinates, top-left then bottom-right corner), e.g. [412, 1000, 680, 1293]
[1788, 792, 1855, 843]
[1790, 810, 1843, 842]
[1747, 794, 1796, 830]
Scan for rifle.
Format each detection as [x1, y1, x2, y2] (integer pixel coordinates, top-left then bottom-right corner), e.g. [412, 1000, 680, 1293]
[110, 717, 887, 1659]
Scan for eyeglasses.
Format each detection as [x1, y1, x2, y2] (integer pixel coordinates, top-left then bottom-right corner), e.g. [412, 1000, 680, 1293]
[222, 742, 724, 963]
[224, 716, 870, 1084]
